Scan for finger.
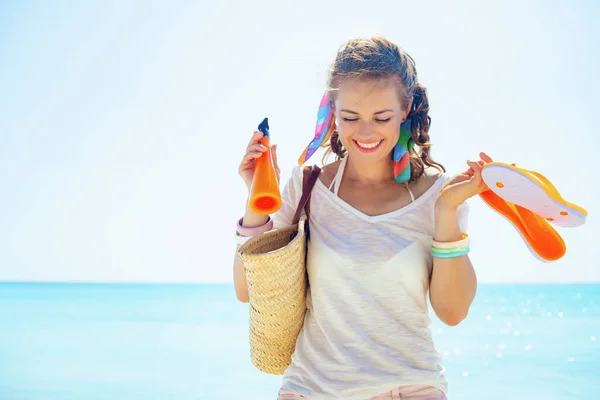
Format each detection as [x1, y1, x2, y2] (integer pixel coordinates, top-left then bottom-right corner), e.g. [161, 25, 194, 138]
[238, 157, 254, 174]
[247, 130, 264, 147]
[247, 143, 268, 153]
[467, 160, 481, 171]
[271, 143, 278, 165]
[480, 152, 493, 163]
[468, 160, 489, 192]
[271, 144, 281, 182]
[467, 160, 482, 178]
[464, 162, 476, 176]
[240, 151, 264, 167]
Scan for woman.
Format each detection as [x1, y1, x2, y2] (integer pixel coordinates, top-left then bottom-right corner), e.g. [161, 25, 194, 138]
[233, 36, 491, 400]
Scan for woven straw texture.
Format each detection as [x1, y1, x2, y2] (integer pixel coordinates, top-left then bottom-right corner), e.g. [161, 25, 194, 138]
[237, 215, 309, 375]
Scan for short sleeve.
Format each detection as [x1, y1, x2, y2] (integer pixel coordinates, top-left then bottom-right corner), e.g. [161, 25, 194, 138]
[272, 166, 304, 229]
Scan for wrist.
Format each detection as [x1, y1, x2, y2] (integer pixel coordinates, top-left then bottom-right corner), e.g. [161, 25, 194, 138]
[434, 199, 459, 218]
[434, 201, 461, 242]
[235, 208, 273, 246]
[242, 206, 270, 228]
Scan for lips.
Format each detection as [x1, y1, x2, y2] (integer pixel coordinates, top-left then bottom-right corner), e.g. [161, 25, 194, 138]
[353, 139, 383, 153]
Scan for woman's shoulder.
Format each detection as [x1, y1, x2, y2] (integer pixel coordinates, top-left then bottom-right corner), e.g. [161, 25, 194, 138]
[318, 160, 342, 188]
[287, 160, 341, 188]
[416, 167, 470, 227]
[411, 166, 447, 199]
[287, 160, 336, 180]
[421, 167, 446, 184]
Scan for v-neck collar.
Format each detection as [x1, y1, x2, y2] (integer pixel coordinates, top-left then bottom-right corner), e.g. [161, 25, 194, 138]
[315, 167, 447, 223]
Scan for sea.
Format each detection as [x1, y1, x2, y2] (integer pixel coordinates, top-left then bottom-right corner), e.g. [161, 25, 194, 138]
[0, 282, 598, 400]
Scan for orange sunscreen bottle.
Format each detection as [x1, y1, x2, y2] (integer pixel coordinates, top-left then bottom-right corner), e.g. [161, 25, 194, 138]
[248, 118, 282, 215]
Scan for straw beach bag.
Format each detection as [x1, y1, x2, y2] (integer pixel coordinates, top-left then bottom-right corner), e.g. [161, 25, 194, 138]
[237, 165, 321, 375]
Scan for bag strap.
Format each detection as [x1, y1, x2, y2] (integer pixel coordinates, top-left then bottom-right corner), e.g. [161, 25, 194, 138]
[291, 165, 321, 225]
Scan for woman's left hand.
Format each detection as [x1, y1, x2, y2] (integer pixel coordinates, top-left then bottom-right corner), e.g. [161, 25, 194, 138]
[436, 152, 494, 211]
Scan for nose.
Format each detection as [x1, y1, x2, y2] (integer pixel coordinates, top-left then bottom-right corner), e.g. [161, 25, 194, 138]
[357, 121, 375, 138]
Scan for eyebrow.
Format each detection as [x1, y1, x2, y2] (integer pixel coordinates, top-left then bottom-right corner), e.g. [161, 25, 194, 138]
[340, 109, 394, 115]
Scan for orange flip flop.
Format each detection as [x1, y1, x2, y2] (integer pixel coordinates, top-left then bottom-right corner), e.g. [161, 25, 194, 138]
[479, 189, 566, 262]
[481, 162, 587, 228]
[479, 162, 588, 262]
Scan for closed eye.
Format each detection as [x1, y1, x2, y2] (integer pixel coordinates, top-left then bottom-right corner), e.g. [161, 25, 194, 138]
[342, 117, 392, 123]
[343, 117, 391, 122]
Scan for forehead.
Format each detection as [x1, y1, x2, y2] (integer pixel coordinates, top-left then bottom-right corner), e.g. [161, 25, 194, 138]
[334, 78, 402, 111]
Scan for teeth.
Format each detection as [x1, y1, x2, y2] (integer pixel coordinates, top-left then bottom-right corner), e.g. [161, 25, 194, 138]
[356, 140, 381, 149]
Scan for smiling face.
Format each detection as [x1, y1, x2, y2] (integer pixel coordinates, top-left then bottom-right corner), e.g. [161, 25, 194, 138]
[319, 35, 444, 183]
[333, 77, 410, 164]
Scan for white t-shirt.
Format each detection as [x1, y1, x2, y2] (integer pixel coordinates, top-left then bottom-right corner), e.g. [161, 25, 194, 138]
[272, 157, 469, 400]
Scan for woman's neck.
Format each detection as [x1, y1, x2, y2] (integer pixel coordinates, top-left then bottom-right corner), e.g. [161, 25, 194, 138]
[343, 155, 396, 186]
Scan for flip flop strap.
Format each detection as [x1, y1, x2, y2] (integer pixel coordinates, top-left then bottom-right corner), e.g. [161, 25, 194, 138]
[525, 170, 561, 196]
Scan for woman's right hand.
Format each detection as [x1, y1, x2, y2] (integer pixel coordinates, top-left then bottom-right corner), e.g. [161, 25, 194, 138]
[238, 130, 280, 191]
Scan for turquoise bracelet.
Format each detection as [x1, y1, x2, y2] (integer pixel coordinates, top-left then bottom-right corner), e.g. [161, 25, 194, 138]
[431, 233, 471, 259]
[431, 246, 471, 258]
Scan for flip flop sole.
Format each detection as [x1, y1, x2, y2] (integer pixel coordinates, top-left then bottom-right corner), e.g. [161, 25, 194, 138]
[482, 163, 586, 228]
[479, 190, 566, 262]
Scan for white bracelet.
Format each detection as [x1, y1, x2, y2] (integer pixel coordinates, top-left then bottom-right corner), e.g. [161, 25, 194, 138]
[431, 233, 470, 249]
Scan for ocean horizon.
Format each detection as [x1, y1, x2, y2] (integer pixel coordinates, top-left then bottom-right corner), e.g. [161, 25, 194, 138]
[1, 282, 598, 399]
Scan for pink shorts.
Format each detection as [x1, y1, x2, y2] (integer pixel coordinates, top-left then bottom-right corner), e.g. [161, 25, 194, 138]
[278, 385, 447, 399]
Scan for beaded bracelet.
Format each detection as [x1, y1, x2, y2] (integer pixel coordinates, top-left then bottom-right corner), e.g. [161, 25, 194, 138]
[431, 233, 471, 259]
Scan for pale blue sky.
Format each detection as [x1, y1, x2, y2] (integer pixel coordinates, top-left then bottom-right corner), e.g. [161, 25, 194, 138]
[1, 0, 598, 283]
